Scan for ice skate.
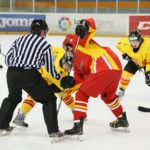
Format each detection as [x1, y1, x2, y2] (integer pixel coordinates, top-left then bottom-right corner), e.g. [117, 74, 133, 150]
[49, 131, 63, 143]
[117, 88, 125, 99]
[0, 126, 14, 136]
[64, 118, 84, 141]
[13, 112, 28, 130]
[110, 112, 129, 132]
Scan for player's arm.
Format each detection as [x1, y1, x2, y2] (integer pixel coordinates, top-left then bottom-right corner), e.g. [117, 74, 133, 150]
[116, 39, 126, 54]
[43, 45, 60, 79]
[116, 39, 131, 61]
[73, 68, 85, 85]
[39, 66, 64, 90]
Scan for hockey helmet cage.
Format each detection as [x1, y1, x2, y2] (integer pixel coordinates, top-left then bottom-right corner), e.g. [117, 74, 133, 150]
[30, 19, 49, 35]
[60, 54, 73, 68]
[128, 30, 142, 42]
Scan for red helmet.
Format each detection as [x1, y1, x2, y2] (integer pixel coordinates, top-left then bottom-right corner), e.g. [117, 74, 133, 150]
[63, 34, 74, 49]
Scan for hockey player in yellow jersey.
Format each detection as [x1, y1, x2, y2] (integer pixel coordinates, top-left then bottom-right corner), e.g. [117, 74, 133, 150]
[13, 45, 79, 128]
[117, 30, 150, 98]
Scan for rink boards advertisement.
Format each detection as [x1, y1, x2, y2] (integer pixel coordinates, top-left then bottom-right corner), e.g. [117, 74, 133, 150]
[0, 14, 45, 32]
[0, 13, 149, 36]
[46, 13, 127, 36]
[129, 15, 150, 36]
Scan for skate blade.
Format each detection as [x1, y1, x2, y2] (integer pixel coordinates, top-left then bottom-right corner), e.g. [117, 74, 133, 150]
[64, 134, 84, 142]
[12, 124, 28, 131]
[0, 130, 13, 136]
[111, 127, 130, 133]
[50, 136, 63, 143]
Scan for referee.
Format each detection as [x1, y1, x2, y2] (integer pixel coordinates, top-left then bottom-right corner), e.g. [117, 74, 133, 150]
[0, 19, 63, 139]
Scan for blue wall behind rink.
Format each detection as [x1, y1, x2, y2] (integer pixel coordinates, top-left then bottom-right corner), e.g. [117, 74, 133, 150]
[0, 14, 45, 32]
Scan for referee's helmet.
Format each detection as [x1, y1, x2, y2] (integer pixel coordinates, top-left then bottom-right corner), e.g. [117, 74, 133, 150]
[30, 19, 49, 35]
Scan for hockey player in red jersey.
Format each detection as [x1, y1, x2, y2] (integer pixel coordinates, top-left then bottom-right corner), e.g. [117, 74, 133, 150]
[61, 18, 129, 136]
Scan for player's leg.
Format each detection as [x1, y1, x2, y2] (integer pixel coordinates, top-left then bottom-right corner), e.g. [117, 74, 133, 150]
[102, 71, 129, 131]
[0, 69, 22, 135]
[64, 89, 88, 140]
[22, 71, 63, 141]
[57, 89, 75, 111]
[13, 95, 36, 128]
[117, 61, 139, 99]
[117, 71, 134, 98]
[64, 73, 104, 136]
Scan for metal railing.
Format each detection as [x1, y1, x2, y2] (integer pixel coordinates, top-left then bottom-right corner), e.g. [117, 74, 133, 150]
[0, 0, 150, 14]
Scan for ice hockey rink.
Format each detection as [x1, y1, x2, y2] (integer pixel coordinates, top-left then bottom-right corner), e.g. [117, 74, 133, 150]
[0, 35, 150, 150]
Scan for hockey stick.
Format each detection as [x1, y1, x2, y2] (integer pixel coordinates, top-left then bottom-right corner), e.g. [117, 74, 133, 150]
[135, 66, 150, 112]
[57, 36, 80, 114]
[136, 70, 150, 112]
[138, 106, 150, 112]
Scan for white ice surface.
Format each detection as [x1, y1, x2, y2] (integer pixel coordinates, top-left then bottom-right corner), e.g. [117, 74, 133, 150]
[0, 35, 150, 150]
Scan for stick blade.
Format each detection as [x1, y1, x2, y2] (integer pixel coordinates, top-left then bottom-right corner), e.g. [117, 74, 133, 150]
[138, 106, 150, 112]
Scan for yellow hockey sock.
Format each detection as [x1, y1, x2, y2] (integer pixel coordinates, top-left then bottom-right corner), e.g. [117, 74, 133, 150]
[120, 71, 134, 90]
[57, 89, 75, 110]
[19, 95, 36, 115]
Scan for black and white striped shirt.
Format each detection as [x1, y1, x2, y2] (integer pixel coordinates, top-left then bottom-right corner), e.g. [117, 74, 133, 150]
[5, 34, 59, 79]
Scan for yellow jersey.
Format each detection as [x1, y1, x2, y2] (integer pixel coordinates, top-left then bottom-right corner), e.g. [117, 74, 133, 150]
[39, 46, 68, 91]
[117, 38, 150, 72]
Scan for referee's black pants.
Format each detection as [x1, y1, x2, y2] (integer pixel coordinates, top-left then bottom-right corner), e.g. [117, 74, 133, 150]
[0, 68, 59, 134]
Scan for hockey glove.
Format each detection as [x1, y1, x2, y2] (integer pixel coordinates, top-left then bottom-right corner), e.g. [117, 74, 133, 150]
[60, 76, 75, 89]
[145, 71, 150, 86]
[75, 19, 89, 38]
[122, 54, 132, 61]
